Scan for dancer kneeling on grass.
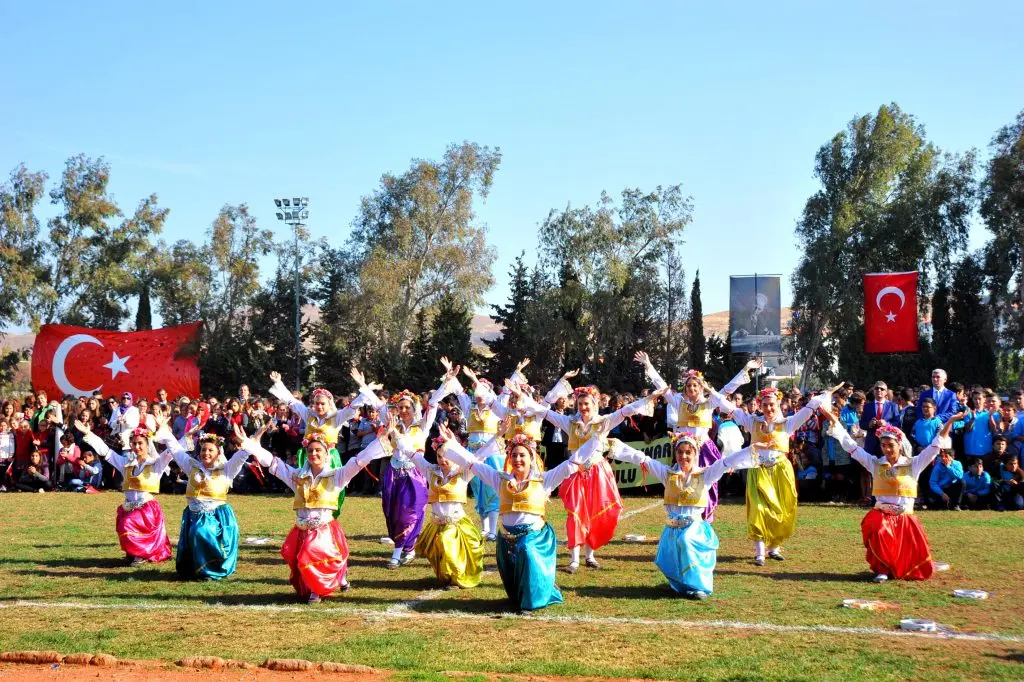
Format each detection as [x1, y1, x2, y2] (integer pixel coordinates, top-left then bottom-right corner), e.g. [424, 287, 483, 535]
[586, 434, 761, 599]
[435, 423, 589, 613]
[819, 407, 961, 583]
[151, 410, 255, 580]
[75, 419, 173, 566]
[707, 381, 840, 566]
[410, 433, 486, 589]
[231, 420, 395, 603]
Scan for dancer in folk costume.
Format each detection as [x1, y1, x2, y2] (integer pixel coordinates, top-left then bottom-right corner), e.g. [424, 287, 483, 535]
[75, 419, 172, 566]
[267, 370, 368, 517]
[352, 362, 461, 568]
[508, 373, 666, 573]
[820, 407, 962, 582]
[232, 420, 394, 603]
[153, 408, 252, 580]
[634, 352, 762, 521]
[707, 381, 840, 565]
[411, 433, 487, 588]
[436, 424, 588, 612]
[452, 358, 538, 540]
[594, 434, 763, 599]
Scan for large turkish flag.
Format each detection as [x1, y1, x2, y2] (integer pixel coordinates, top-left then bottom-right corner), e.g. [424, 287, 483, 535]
[864, 272, 919, 353]
[31, 323, 201, 399]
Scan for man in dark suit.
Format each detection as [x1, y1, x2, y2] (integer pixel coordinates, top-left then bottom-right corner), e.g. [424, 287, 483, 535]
[917, 368, 958, 422]
[860, 381, 901, 456]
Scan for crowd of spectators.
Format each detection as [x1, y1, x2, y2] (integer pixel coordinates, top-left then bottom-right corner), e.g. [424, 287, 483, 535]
[0, 366, 1021, 513]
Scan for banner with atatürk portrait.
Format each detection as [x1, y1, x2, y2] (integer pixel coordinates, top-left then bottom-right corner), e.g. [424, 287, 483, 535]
[729, 275, 781, 354]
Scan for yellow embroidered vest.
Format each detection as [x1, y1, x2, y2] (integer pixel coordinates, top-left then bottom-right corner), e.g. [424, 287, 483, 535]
[568, 418, 604, 453]
[427, 472, 468, 504]
[752, 419, 790, 453]
[292, 472, 343, 510]
[468, 408, 500, 435]
[676, 401, 713, 430]
[872, 462, 918, 498]
[124, 461, 161, 493]
[305, 415, 340, 447]
[514, 417, 543, 442]
[664, 471, 709, 508]
[185, 468, 231, 501]
[498, 479, 547, 516]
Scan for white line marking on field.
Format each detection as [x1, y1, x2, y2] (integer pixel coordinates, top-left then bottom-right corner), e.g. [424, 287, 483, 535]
[620, 501, 661, 520]
[384, 589, 448, 614]
[5, 600, 1021, 644]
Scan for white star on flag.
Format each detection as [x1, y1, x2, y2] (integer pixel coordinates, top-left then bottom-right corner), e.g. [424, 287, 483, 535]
[103, 352, 131, 379]
[884, 311, 897, 323]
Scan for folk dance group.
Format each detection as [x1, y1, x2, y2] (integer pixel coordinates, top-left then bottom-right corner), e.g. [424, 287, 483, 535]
[70, 354, 963, 612]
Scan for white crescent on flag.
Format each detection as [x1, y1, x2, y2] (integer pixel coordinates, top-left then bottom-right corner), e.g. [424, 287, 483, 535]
[875, 286, 906, 311]
[52, 334, 104, 397]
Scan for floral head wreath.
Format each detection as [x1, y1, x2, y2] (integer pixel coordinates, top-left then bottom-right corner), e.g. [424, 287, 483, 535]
[199, 433, 225, 447]
[504, 433, 545, 474]
[310, 387, 334, 402]
[670, 432, 699, 451]
[757, 388, 783, 403]
[573, 385, 601, 402]
[430, 435, 448, 454]
[473, 378, 494, 393]
[389, 390, 419, 407]
[129, 427, 154, 441]
[876, 425, 904, 442]
[301, 433, 332, 451]
[682, 369, 704, 382]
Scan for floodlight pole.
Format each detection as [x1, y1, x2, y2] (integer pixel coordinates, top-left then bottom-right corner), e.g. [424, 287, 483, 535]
[273, 198, 309, 392]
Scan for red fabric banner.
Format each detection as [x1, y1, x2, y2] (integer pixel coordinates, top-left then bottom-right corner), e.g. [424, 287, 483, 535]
[31, 323, 201, 399]
[864, 272, 919, 353]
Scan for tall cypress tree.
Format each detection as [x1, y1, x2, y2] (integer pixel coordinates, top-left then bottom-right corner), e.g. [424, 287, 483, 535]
[688, 270, 705, 370]
[135, 280, 153, 331]
[485, 253, 532, 379]
[948, 255, 997, 386]
[930, 280, 952, 361]
[431, 293, 475, 370]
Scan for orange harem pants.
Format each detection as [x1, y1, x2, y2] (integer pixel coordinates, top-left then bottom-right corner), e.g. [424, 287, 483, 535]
[559, 458, 623, 550]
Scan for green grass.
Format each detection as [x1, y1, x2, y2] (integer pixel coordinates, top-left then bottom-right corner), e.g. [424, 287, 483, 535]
[0, 491, 1021, 680]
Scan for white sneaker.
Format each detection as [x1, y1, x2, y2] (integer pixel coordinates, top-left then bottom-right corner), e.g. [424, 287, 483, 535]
[873, 573, 889, 583]
[400, 550, 416, 565]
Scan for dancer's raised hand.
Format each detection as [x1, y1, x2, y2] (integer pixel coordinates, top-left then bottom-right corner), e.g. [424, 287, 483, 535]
[269, 370, 282, 384]
[516, 357, 531, 373]
[633, 351, 651, 367]
[561, 368, 581, 381]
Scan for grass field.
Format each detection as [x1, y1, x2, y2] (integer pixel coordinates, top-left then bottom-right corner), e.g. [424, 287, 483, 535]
[0, 491, 1021, 681]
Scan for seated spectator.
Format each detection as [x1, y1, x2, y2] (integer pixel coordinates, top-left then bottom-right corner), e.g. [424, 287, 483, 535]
[995, 453, 1024, 511]
[15, 449, 52, 492]
[55, 432, 81, 489]
[962, 458, 993, 510]
[794, 445, 822, 502]
[75, 449, 104, 491]
[0, 417, 13, 490]
[928, 448, 964, 510]
[990, 436, 1010, 473]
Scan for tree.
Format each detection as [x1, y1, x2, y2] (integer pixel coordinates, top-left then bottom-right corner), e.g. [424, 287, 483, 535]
[980, 110, 1024, 350]
[688, 269, 705, 372]
[431, 293, 474, 369]
[152, 240, 214, 326]
[0, 164, 48, 328]
[930, 280, 952, 361]
[404, 308, 435, 390]
[135, 281, 153, 331]
[789, 104, 975, 386]
[348, 142, 500, 376]
[536, 185, 693, 388]
[245, 265, 314, 390]
[947, 254, 997, 386]
[309, 246, 375, 390]
[485, 253, 534, 379]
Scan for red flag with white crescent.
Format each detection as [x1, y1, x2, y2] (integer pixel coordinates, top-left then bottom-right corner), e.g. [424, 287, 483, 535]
[864, 272, 919, 353]
[31, 323, 201, 398]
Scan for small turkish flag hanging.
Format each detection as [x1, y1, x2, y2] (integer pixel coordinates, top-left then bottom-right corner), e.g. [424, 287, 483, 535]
[31, 323, 201, 399]
[864, 272, 919, 353]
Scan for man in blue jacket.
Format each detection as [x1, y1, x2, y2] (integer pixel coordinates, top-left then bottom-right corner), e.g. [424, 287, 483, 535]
[917, 368, 957, 422]
[860, 381, 901, 456]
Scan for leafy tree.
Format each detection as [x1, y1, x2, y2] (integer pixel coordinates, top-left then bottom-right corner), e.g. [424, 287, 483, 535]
[0, 164, 48, 328]
[930, 280, 952, 361]
[348, 142, 500, 376]
[947, 254, 997, 386]
[152, 240, 213, 326]
[789, 104, 975, 386]
[688, 269, 705, 372]
[245, 265, 314, 391]
[404, 308, 435, 390]
[309, 246, 375, 390]
[431, 293, 474, 369]
[980, 109, 1024, 349]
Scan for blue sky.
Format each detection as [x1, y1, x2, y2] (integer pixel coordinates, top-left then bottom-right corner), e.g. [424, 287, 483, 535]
[3, 1, 1022, 326]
